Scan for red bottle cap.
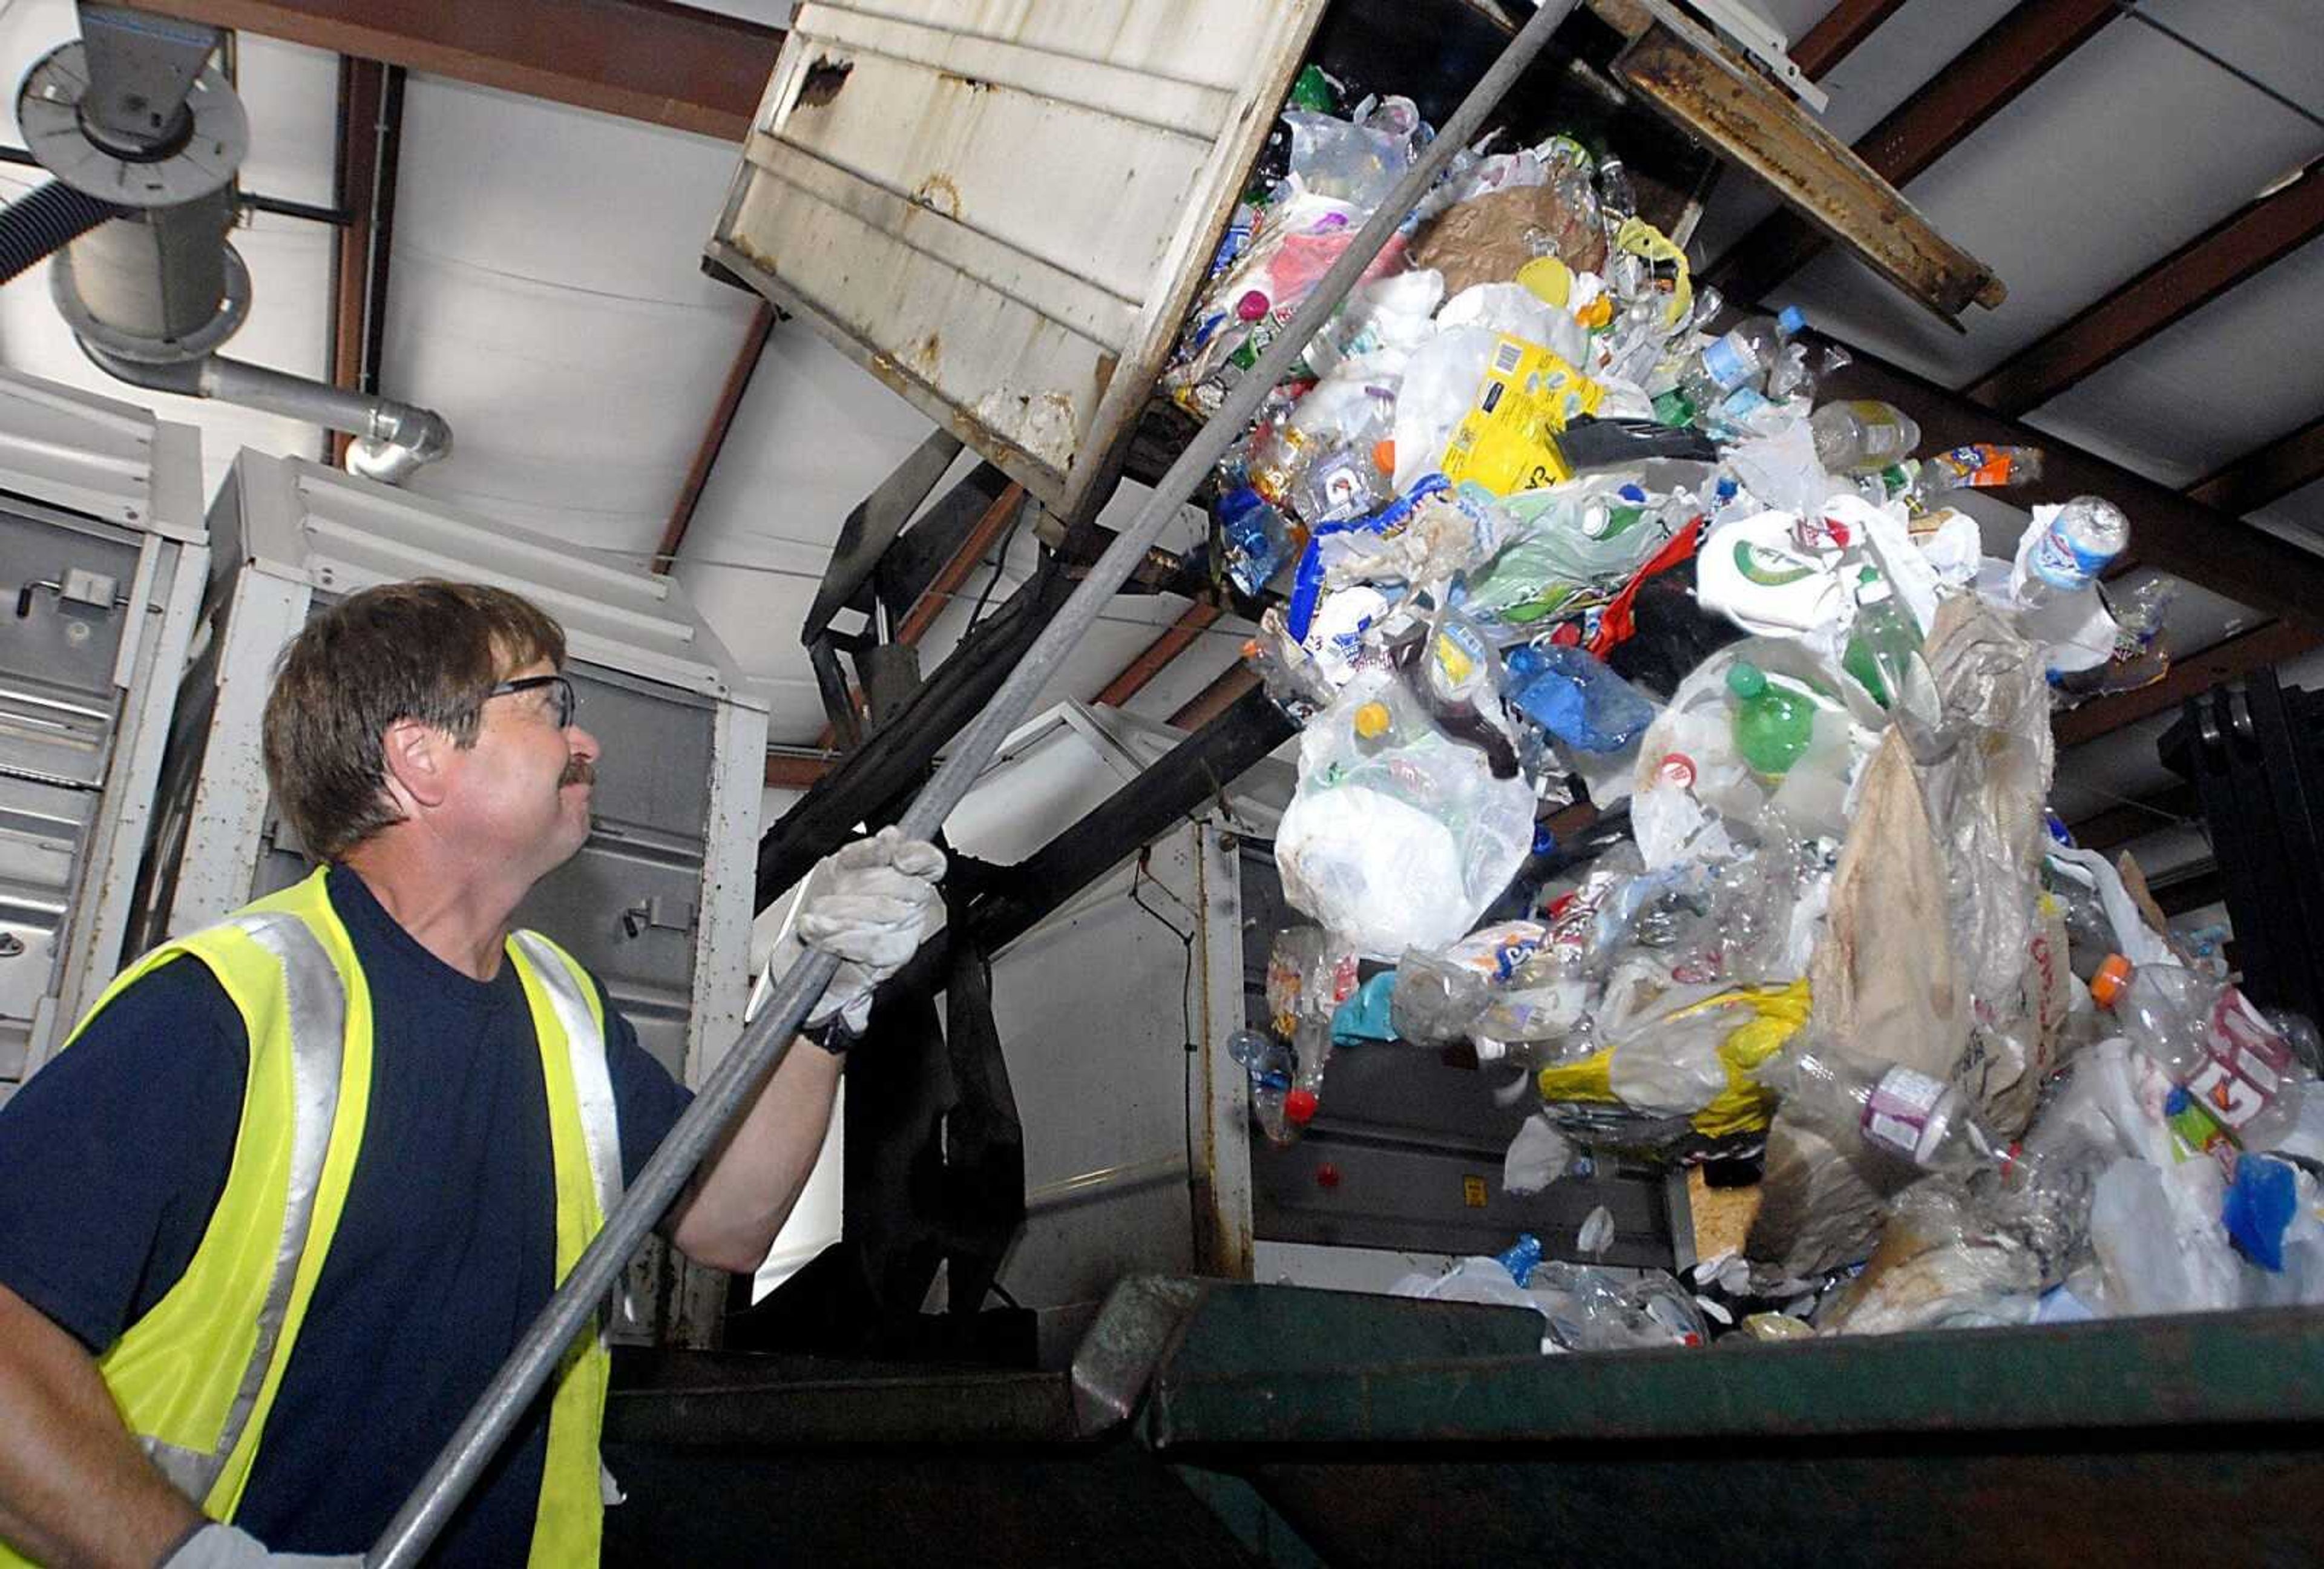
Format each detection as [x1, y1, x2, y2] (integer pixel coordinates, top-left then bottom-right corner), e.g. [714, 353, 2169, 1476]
[1654, 752, 1697, 789]
[1285, 1087, 1319, 1125]
[1315, 1162, 1341, 1189]
[1236, 291, 1270, 322]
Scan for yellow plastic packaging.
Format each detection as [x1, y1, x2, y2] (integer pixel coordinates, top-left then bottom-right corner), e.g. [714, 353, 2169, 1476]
[1612, 215, 1693, 331]
[1437, 334, 1604, 495]
[1534, 979, 1810, 1140]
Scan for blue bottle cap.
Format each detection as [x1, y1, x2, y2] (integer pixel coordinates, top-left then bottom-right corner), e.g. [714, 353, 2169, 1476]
[1777, 304, 1807, 335]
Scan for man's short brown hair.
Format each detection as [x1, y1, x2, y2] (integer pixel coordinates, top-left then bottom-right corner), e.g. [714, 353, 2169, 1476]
[261, 579, 567, 860]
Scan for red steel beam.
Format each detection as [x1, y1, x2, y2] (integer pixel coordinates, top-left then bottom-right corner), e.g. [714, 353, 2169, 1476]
[326, 57, 384, 465]
[804, 481, 1027, 752]
[1169, 665, 1260, 732]
[1710, 0, 2117, 307]
[1788, 0, 1912, 81]
[133, 0, 779, 140]
[1095, 603, 1222, 709]
[1969, 159, 2324, 416]
[2185, 412, 2324, 519]
[654, 303, 775, 577]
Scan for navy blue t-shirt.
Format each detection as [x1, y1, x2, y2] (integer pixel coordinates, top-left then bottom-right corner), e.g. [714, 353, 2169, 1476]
[0, 866, 694, 1564]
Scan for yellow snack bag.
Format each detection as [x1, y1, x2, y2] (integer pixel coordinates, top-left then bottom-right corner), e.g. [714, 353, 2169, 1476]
[1438, 335, 1604, 496]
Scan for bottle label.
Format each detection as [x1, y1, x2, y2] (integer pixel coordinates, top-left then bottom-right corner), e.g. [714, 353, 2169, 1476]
[1717, 387, 1771, 424]
[2191, 991, 2297, 1128]
[1862, 1065, 1950, 1163]
[1939, 444, 2020, 488]
[1438, 335, 1602, 495]
[1701, 335, 1759, 391]
[2027, 519, 2116, 592]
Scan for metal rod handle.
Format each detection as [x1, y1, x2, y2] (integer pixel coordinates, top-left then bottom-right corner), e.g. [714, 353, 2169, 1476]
[368, 4, 1578, 1561]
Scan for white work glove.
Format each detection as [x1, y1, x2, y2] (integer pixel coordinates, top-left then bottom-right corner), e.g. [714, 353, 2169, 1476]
[750, 826, 946, 1040]
[162, 1522, 361, 1567]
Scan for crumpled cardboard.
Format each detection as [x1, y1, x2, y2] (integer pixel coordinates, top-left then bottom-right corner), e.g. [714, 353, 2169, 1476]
[1410, 183, 1607, 297]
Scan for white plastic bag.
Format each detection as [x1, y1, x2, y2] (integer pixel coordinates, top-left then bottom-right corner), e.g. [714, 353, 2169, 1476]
[1275, 666, 1535, 959]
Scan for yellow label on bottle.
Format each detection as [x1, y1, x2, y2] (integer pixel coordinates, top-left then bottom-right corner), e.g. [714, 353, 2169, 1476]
[1462, 1175, 1489, 1208]
[1438, 335, 1603, 496]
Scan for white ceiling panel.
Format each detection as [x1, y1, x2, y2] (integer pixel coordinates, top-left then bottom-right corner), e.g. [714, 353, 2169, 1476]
[2025, 235, 2324, 491]
[396, 76, 753, 309]
[382, 74, 760, 556]
[384, 247, 753, 546]
[233, 33, 340, 209]
[2251, 472, 2324, 541]
[1767, 7, 2324, 386]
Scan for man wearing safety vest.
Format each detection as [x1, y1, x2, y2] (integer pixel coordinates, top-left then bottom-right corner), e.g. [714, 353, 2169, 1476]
[0, 581, 945, 1567]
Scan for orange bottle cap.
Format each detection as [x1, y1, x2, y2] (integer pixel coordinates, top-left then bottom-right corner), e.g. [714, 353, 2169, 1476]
[2090, 953, 2132, 1009]
[1373, 438, 1396, 473]
[1353, 700, 1392, 740]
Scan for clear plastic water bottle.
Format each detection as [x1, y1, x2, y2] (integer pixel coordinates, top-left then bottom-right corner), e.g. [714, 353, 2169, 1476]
[1678, 306, 1806, 418]
[1810, 400, 1922, 474]
[1228, 1027, 1296, 1146]
[2090, 957, 2303, 1148]
[2018, 495, 2129, 607]
[1759, 1039, 1995, 1174]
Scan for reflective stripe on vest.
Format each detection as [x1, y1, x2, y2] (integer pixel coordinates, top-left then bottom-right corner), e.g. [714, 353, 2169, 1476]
[4, 869, 625, 1569]
[142, 910, 349, 1504]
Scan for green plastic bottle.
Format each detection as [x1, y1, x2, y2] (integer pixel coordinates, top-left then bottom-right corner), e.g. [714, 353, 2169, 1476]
[1727, 661, 1814, 778]
[1841, 569, 1922, 709]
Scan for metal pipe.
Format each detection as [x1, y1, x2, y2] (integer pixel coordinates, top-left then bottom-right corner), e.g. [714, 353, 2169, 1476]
[80, 344, 452, 481]
[366, 4, 1582, 1561]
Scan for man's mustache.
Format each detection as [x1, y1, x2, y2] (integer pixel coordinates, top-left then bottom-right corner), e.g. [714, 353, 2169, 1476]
[560, 757, 597, 788]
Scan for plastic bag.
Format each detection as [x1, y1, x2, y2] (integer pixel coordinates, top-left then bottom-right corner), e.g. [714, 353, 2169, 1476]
[1459, 473, 1679, 637]
[1534, 979, 1808, 1140]
[1275, 665, 1535, 959]
[1282, 97, 1419, 208]
[1818, 1184, 2041, 1335]
[2089, 1154, 2245, 1315]
[1435, 280, 1589, 369]
[1302, 268, 1446, 380]
[1389, 920, 1548, 1043]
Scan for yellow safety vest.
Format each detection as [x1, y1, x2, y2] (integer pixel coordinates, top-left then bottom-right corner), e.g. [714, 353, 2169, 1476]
[0, 868, 623, 1568]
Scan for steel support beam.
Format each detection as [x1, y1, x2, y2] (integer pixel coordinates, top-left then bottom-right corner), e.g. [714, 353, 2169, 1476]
[2066, 783, 2199, 854]
[1969, 159, 2324, 416]
[131, 0, 780, 140]
[1095, 604, 1223, 710]
[327, 59, 398, 466]
[1787, 0, 1912, 81]
[656, 304, 774, 576]
[2188, 413, 2324, 519]
[1169, 665, 1261, 732]
[2053, 620, 2322, 748]
[1709, 0, 2115, 309]
[757, 564, 1076, 906]
[1819, 346, 2324, 634]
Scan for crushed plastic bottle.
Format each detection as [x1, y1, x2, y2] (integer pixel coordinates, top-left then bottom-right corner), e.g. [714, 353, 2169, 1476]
[1228, 1027, 1296, 1145]
[1810, 400, 1921, 475]
[1912, 442, 2044, 504]
[1504, 642, 1656, 752]
[1677, 306, 1805, 426]
[2091, 956, 2305, 1150]
[1759, 1039, 1997, 1174]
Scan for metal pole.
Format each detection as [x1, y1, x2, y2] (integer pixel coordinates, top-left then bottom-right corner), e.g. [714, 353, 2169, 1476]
[368, 4, 1580, 1561]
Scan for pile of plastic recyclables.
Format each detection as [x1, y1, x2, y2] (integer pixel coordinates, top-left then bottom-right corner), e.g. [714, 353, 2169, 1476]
[1184, 68, 2324, 1353]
